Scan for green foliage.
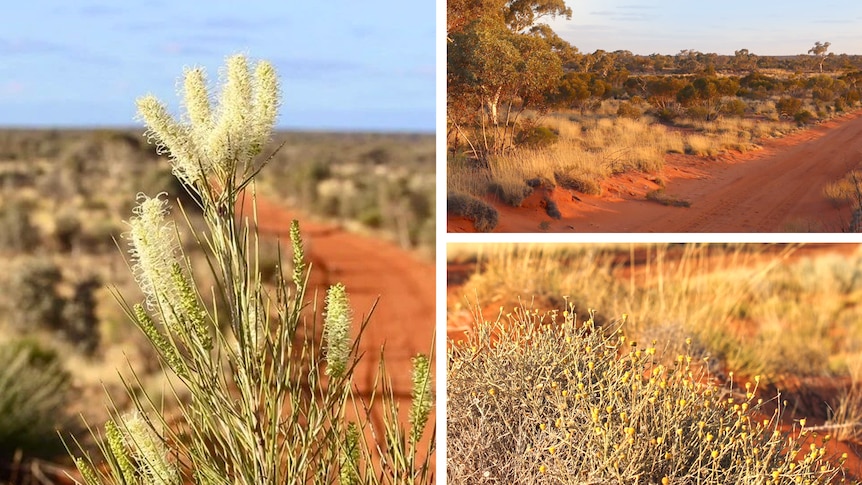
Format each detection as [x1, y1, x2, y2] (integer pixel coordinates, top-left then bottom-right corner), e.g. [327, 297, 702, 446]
[71, 54, 434, 484]
[0, 339, 70, 458]
[448, 1, 569, 158]
[447, 192, 499, 232]
[447, 305, 850, 484]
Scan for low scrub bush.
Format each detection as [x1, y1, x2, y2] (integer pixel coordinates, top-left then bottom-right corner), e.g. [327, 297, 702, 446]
[544, 196, 561, 219]
[616, 101, 642, 119]
[448, 192, 499, 232]
[515, 125, 559, 149]
[6, 259, 65, 332]
[723, 98, 748, 117]
[0, 200, 39, 253]
[795, 110, 815, 125]
[776, 98, 803, 119]
[448, 305, 850, 484]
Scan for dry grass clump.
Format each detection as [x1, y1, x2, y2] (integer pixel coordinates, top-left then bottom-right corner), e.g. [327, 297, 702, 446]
[451, 243, 862, 380]
[829, 357, 862, 443]
[685, 134, 721, 156]
[465, 115, 683, 206]
[448, 305, 849, 484]
[824, 170, 862, 206]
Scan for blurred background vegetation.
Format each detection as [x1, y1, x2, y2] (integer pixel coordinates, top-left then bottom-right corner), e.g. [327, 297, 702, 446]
[0, 128, 433, 480]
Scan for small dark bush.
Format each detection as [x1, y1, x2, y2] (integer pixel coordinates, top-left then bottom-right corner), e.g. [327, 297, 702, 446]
[723, 98, 747, 117]
[488, 182, 533, 207]
[545, 197, 561, 219]
[0, 200, 39, 252]
[654, 107, 678, 122]
[776, 97, 803, 118]
[685, 106, 710, 121]
[526, 177, 554, 189]
[794, 110, 814, 125]
[616, 102, 642, 119]
[61, 275, 101, 355]
[447, 192, 499, 232]
[514, 126, 559, 149]
[54, 212, 82, 252]
[6, 259, 64, 332]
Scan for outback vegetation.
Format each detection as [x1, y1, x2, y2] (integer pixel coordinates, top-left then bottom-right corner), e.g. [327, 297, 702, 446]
[447, 0, 862, 232]
[0, 55, 434, 484]
[447, 243, 862, 483]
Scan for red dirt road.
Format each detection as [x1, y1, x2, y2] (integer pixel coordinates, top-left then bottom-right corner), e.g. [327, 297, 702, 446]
[245, 192, 436, 396]
[246, 193, 437, 473]
[449, 110, 862, 233]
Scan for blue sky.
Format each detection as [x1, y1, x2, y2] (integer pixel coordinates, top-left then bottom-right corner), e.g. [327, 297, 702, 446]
[0, 1, 434, 132]
[548, 0, 862, 57]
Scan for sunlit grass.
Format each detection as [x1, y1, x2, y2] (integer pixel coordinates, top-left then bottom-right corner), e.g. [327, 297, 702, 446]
[448, 243, 862, 380]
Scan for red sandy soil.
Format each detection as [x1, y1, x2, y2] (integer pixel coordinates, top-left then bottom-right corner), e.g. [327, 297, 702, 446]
[245, 192, 436, 396]
[449, 110, 862, 233]
[446, 244, 862, 478]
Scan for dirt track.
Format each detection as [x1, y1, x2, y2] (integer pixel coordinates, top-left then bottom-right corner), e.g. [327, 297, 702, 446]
[449, 110, 862, 233]
[245, 193, 436, 395]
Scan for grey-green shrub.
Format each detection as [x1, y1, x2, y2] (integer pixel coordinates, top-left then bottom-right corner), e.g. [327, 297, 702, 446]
[448, 304, 849, 484]
[448, 192, 499, 232]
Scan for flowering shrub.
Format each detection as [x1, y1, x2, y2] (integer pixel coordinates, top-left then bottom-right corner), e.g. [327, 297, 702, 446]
[69, 54, 434, 484]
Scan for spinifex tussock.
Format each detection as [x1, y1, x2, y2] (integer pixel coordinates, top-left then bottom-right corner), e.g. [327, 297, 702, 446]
[67, 54, 434, 484]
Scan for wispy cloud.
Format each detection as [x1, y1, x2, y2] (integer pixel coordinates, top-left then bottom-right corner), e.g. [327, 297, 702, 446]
[200, 16, 284, 31]
[156, 42, 221, 58]
[0, 37, 65, 55]
[589, 8, 654, 22]
[274, 57, 365, 81]
[76, 4, 124, 17]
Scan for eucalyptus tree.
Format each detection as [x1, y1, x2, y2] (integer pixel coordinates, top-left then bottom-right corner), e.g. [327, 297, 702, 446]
[447, 0, 572, 160]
